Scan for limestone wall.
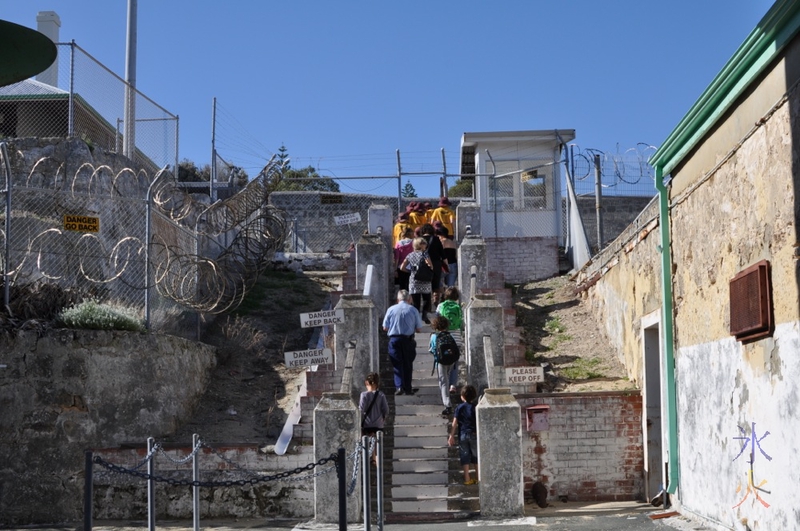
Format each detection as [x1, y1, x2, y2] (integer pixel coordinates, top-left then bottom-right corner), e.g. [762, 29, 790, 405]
[0, 330, 216, 525]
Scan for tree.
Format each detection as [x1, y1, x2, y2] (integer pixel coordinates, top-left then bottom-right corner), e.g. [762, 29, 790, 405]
[268, 145, 340, 192]
[178, 159, 211, 182]
[448, 179, 474, 198]
[402, 180, 417, 198]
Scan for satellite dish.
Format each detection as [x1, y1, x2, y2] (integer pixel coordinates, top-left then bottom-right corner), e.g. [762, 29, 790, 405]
[0, 19, 58, 88]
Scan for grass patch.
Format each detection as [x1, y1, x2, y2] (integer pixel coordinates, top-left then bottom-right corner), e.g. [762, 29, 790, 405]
[544, 315, 571, 350]
[235, 270, 312, 315]
[58, 300, 144, 332]
[561, 358, 605, 380]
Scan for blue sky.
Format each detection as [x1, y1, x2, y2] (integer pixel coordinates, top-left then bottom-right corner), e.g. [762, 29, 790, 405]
[3, 1, 775, 197]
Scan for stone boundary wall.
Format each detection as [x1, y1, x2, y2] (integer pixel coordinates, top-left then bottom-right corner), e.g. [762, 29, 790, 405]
[485, 236, 558, 283]
[0, 330, 216, 525]
[518, 391, 644, 503]
[572, 195, 655, 253]
[92, 445, 316, 519]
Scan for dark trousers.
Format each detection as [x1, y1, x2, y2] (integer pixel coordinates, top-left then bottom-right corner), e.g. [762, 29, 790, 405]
[388, 336, 417, 392]
[411, 293, 431, 318]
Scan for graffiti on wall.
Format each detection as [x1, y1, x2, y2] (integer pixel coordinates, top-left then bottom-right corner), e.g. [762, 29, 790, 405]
[732, 422, 772, 509]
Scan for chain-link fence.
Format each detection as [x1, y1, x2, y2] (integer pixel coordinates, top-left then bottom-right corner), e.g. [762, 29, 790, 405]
[0, 41, 178, 176]
[0, 139, 286, 336]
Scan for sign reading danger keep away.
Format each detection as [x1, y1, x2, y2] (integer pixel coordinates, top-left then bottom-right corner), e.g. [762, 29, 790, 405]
[64, 215, 100, 233]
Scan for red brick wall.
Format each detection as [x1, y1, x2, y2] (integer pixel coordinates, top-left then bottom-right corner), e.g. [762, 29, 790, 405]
[518, 391, 644, 503]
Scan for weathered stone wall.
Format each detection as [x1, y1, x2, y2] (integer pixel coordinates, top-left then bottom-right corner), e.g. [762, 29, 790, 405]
[574, 195, 654, 253]
[574, 198, 662, 386]
[91, 445, 315, 519]
[0, 330, 216, 525]
[573, 31, 800, 530]
[485, 236, 559, 283]
[667, 92, 800, 527]
[518, 391, 643, 502]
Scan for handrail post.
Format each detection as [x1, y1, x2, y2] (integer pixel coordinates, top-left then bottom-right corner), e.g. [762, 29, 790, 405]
[376, 431, 384, 531]
[1, 143, 11, 311]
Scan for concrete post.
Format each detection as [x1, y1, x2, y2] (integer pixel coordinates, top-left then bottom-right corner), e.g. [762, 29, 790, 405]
[477, 388, 524, 517]
[458, 235, 488, 296]
[314, 392, 361, 523]
[368, 203, 395, 303]
[355, 233, 390, 319]
[466, 294, 504, 394]
[455, 201, 481, 244]
[334, 294, 379, 394]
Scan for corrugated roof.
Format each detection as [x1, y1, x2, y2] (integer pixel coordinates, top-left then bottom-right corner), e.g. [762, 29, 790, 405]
[0, 78, 67, 97]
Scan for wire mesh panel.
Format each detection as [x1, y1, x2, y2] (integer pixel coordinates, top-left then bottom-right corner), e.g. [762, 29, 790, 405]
[0, 42, 177, 178]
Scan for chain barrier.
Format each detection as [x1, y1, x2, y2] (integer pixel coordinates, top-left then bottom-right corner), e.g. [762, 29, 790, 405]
[93, 453, 338, 488]
[93, 438, 368, 495]
[156, 438, 203, 465]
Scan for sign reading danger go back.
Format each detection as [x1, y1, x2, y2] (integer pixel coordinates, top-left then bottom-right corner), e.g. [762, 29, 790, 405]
[63, 215, 100, 233]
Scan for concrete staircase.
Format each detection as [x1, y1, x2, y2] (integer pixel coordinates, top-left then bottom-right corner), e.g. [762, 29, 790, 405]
[378, 328, 479, 521]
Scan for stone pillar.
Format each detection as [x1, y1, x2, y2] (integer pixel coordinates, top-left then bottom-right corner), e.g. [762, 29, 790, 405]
[334, 294, 379, 392]
[466, 294, 504, 394]
[477, 388, 524, 518]
[314, 392, 361, 523]
[455, 201, 481, 244]
[458, 235, 488, 297]
[355, 233, 390, 319]
[368, 203, 395, 302]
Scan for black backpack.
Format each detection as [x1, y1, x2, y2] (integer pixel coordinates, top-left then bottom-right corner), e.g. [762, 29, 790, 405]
[434, 330, 460, 370]
[414, 253, 434, 282]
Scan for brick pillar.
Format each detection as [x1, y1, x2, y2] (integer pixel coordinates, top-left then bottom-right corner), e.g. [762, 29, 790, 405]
[466, 293, 504, 394]
[477, 388, 524, 517]
[314, 392, 361, 523]
[458, 235, 488, 297]
[334, 294, 379, 393]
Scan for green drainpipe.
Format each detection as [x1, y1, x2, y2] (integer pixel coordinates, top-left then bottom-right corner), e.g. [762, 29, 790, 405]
[655, 165, 679, 494]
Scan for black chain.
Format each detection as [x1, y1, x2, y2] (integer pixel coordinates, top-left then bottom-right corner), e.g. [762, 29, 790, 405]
[92, 453, 339, 488]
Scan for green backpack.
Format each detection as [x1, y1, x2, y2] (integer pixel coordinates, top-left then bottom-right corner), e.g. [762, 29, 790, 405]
[438, 300, 463, 330]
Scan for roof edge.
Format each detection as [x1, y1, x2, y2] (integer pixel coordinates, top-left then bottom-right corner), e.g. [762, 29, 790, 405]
[650, 0, 800, 175]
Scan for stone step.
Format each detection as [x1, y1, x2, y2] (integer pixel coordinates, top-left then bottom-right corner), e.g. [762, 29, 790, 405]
[394, 404, 449, 416]
[393, 436, 449, 448]
[391, 447, 450, 460]
[390, 471, 448, 485]
[391, 458, 450, 473]
[393, 424, 449, 437]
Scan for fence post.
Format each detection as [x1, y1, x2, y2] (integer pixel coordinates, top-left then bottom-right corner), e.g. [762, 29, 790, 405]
[1, 143, 11, 311]
[466, 294, 504, 395]
[147, 437, 155, 531]
[594, 153, 604, 251]
[83, 450, 93, 531]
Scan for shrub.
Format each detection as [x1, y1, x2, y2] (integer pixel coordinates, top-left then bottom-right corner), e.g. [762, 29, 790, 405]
[58, 300, 145, 332]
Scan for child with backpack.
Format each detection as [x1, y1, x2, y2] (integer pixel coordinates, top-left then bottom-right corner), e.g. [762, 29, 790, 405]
[448, 384, 479, 484]
[429, 315, 460, 417]
[436, 286, 463, 396]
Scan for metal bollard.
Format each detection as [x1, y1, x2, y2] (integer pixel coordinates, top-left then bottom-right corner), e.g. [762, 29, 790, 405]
[147, 437, 156, 531]
[193, 434, 200, 531]
[362, 436, 371, 531]
[83, 451, 93, 531]
[338, 447, 346, 531]
[376, 431, 384, 531]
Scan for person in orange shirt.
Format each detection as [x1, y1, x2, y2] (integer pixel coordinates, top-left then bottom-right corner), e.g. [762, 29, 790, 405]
[392, 212, 412, 247]
[407, 201, 426, 231]
[429, 197, 455, 238]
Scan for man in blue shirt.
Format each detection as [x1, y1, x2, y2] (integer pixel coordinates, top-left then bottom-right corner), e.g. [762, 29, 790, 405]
[382, 289, 423, 395]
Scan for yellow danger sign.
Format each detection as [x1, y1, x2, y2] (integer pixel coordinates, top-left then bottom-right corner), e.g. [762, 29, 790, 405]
[64, 215, 99, 233]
